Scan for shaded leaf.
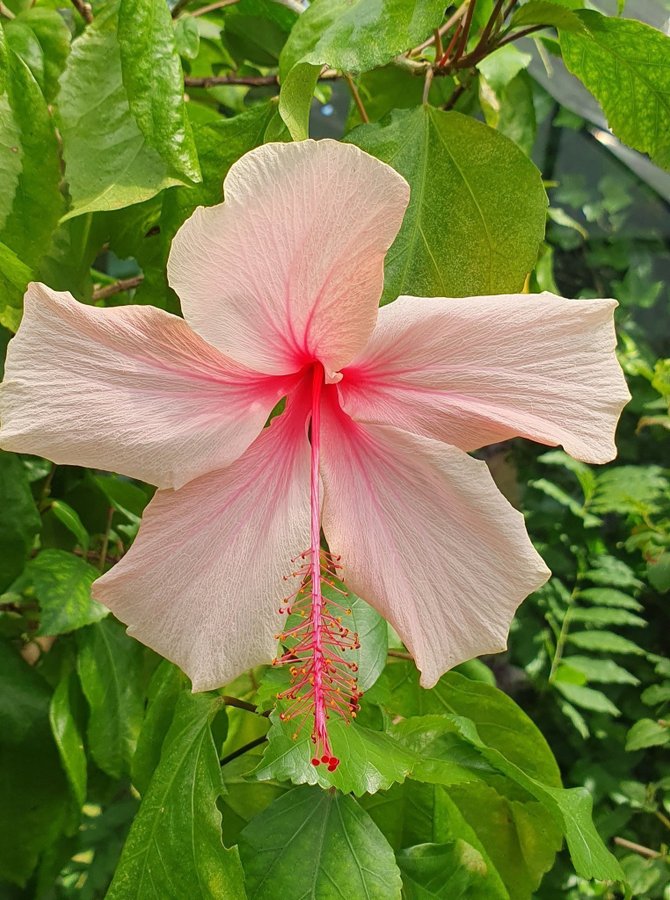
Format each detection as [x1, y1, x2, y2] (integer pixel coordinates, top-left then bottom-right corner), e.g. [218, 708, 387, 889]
[30, 549, 107, 636]
[0, 450, 40, 591]
[49, 671, 87, 810]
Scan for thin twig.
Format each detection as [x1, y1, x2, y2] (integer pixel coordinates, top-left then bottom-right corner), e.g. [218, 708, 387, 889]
[414, 3, 468, 53]
[495, 24, 546, 48]
[422, 66, 434, 105]
[92, 274, 144, 301]
[388, 649, 413, 661]
[434, 27, 444, 60]
[454, 0, 478, 62]
[185, 70, 340, 88]
[443, 82, 466, 110]
[220, 735, 267, 767]
[221, 695, 259, 714]
[70, 0, 93, 24]
[192, 0, 238, 16]
[0, 3, 15, 19]
[98, 506, 114, 573]
[655, 810, 670, 831]
[613, 837, 662, 859]
[345, 73, 369, 124]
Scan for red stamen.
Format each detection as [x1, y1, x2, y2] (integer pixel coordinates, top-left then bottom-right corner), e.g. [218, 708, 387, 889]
[272, 365, 362, 770]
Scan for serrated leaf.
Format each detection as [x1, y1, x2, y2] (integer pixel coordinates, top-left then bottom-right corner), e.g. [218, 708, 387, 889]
[118, 0, 200, 184]
[0, 450, 40, 591]
[570, 606, 646, 628]
[253, 709, 417, 796]
[108, 693, 246, 900]
[583, 555, 644, 589]
[625, 718, 670, 751]
[30, 549, 107, 636]
[591, 465, 669, 514]
[578, 587, 643, 611]
[562, 655, 639, 685]
[49, 671, 87, 810]
[239, 785, 403, 899]
[553, 681, 621, 716]
[347, 106, 547, 302]
[560, 11, 670, 168]
[511, 0, 587, 33]
[57, 2, 189, 219]
[568, 630, 645, 655]
[76, 617, 145, 779]
[538, 449, 597, 500]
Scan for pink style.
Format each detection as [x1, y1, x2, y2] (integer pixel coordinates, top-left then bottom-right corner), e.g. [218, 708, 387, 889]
[0, 139, 630, 769]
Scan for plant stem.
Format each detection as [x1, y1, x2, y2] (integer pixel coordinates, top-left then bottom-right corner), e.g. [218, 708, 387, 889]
[495, 24, 546, 48]
[345, 74, 370, 123]
[92, 274, 144, 301]
[70, 0, 93, 24]
[614, 837, 663, 859]
[191, 0, 238, 15]
[221, 695, 259, 714]
[220, 735, 267, 767]
[387, 649, 413, 661]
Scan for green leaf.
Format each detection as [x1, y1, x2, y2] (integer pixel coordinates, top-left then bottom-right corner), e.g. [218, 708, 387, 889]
[253, 710, 417, 796]
[641, 683, 670, 705]
[561, 655, 639, 686]
[118, 0, 200, 184]
[174, 16, 200, 59]
[529, 478, 602, 527]
[568, 630, 645, 655]
[625, 718, 670, 751]
[577, 587, 643, 611]
[538, 449, 597, 501]
[132, 659, 187, 795]
[477, 44, 532, 93]
[343, 590, 388, 692]
[397, 841, 491, 899]
[49, 671, 87, 810]
[0, 240, 32, 330]
[382, 665, 562, 788]
[389, 715, 492, 787]
[108, 692, 246, 900]
[277, 60, 319, 142]
[0, 451, 40, 591]
[76, 617, 145, 779]
[239, 785, 403, 899]
[560, 11, 670, 168]
[553, 681, 621, 716]
[510, 0, 587, 33]
[0, 640, 69, 886]
[445, 716, 623, 883]
[347, 106, 547, 302]
[0, 31, 63, 268]
[56, 2, 190, 220]
[583, 555, 643, 590]
[4, 8, 70, 101]
[591, 465, 669, 514]
[648, 552, 670, 593]
[570, 606, 646, 628]
[49, 499, 90, 552]
[30, 549, 107, 636]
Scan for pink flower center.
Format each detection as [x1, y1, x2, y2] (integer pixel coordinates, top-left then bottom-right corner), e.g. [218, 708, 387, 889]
[272, 363, 362, 771]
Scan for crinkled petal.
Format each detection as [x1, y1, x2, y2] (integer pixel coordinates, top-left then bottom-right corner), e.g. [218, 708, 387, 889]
[93, 392, 312, 691]
[340, 292, 630, 464]
[320, 394, 550, 688]
[0, 284, 292, 488]
[168, 140, 409, 377]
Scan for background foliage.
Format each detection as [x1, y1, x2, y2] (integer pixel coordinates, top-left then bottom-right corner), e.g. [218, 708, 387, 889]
[0, 0, 668, 897]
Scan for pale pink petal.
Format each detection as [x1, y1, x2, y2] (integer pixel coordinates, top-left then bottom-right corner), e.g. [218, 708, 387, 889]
[320, 393, 550, 688]
[167, 140, 409, 377]
[0, 283, 292, 488]
[93, 393, 312, 690]
[339, 292, 630, 464]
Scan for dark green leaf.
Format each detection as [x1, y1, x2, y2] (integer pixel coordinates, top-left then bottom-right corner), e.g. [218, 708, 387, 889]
[49, 671, 87, 810]
[347, 106, 547, 302]
[49, 500, 90, 552]
[560, 12, 670, 168]
[397, 841, 491, 899]
[118, 0, 200, 184]
[239, 785, 403, 899]
[108, 692, 246, 899]
[30, 549, 107, 636]
[0, 450, 40, 591]
[0, 640, 69, 886]
[76, 617, 145, 779]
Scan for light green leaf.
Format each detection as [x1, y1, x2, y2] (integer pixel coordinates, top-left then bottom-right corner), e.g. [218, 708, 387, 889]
[583, 555, 643, 589]
[529, 478, 602, 527]
[108, 693, 246, 900]
[347, 106, 547, 302]
[397, 841, 491, 899]
[625, 718, 670, 751]
[253, 710, 417, 795]
[568, 631, 645, 655]
[510, 1, 587, 33]
[49, 499, 90, 552]
[0, 240, 32, 330]
[57, 2, 189, 220]
[577, 587, 643, 611]
[239, 785, 403, 899]
[0, 32, 63, 268]
[389, 715, 491, 787]
[570, 606, 646, 628]
[561, 655, 639, 685]
[0, 450, 40, 591]
[560, 11, 670, 168]
[477, 44, 532, 93]
[174, 16, 200, 60]
[76, 617, 145, 779]
[344, 590, 388, 692]
[591, 465, 668, 514]
[118, 0, 200, 184]
[278, 60, 319, 141]
[0, 640, 69, 886]
[30, 549, 107, 636]
[49, 671, 87, 810]
[4, 8, 70, 101]
[553, 681, 621, 716]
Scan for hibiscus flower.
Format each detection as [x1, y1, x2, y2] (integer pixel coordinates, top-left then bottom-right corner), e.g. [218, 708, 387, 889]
[0, 140, 629, 768]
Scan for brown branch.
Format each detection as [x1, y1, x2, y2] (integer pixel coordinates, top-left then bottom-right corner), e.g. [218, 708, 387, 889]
[495, 24, 546, 48]
[70, 0, 93, 24]
[345, 74, 369, 124]
[443, 82, 467, 110]
[388, 649, 413, 661]
[220, 735, 267, 767]
[613, 837, 663, 859]
[185, 70, 340, 89]
[221, 695, 259, 714]
[92, 274, 144, 301]
[414, 3, 469, 54]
